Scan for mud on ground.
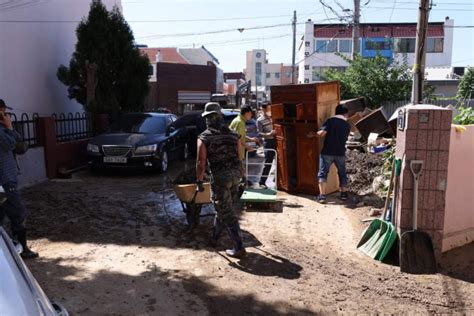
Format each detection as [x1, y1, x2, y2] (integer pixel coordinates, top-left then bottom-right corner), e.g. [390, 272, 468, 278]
[20, 161, 474, 315]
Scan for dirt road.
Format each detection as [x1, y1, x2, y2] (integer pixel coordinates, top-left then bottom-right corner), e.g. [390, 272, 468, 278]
[21, 161, 474, 315]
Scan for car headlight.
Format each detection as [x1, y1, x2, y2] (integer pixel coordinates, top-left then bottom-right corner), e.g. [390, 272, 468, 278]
[135, 144, 158, 155]
[87, 144, 100, 153]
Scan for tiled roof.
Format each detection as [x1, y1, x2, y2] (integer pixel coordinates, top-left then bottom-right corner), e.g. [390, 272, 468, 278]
[314, 22, 445, 38]
[140, 48, 189, 64]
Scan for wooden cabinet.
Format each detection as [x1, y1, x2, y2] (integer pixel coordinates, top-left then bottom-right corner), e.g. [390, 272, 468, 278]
[271, 82, 341, 195]
[271, 81, 340, 127]
[269, 103, 284, 121]
[295, 124, 319, 194]
[275, 124, 297, 192]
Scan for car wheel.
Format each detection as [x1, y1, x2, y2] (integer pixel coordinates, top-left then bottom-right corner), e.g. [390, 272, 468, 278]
[181, 143, 189, 161]
[159, 150, 169, 173]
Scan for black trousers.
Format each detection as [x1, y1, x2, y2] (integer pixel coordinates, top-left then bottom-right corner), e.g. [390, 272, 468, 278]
[0, 182, 28, 234]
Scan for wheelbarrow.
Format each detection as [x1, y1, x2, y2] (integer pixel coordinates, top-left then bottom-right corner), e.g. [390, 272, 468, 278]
[172, 182, 212, 228]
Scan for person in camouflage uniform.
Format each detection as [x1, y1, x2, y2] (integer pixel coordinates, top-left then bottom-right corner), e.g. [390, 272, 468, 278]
[196, 102, 246, 257]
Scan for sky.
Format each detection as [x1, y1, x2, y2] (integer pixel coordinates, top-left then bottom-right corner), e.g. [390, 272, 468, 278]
[122, 0, 474, 72]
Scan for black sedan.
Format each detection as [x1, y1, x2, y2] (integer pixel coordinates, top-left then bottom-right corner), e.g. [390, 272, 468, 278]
[87, 113, 188, 172]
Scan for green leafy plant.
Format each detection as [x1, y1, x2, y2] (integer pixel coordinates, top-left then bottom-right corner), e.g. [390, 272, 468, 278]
[453, 106, 474, 125]
[57, 0, 150, 114]
[324, 53, 434, 108]
[456, 68, 474, 100]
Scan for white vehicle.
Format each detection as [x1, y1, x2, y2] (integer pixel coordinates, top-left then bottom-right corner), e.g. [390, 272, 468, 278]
[0, 187, 68, 316]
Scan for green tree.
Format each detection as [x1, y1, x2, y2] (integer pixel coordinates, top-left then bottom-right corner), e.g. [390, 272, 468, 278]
[324, 54, 415, 108]
[57, 0, 149, 114]
[456, 68, 474, 100]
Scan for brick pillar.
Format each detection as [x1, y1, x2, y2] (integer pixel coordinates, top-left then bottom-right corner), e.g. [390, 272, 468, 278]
[93, 114, 109, 135]
[37, 117, 58, 178]
[394, 105, 452, 258]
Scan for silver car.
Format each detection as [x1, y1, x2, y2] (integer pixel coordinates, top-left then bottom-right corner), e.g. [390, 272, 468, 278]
[0, 187, 68, 316]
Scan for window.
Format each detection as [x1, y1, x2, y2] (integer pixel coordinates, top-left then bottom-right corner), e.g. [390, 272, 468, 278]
[275, 72, 280, 78]
[286, 72, 292, 78]
[266, 73, 271, 78]
[304, 65, 310, 70]
[427, 38, 444, 53]
[312, 66, 328, 81]
[109, 115, 166, 134]
[338, 40, 352, 53]
[148, 65, 154, 76]
[395, 38, 416, 53]
[255, 62, 262, 75]
[256, 75, 262, 86]
[365, 40, 391, 51]
[315, 39, 337, 53]
[312, 66, 346, 81]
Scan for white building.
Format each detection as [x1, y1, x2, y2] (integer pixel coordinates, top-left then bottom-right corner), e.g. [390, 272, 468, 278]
[0, 0, 121, 187]
[425, 66, 467, 98]
[244, 49, 293, 101]
[298, 18, 454, 84]
[0, 0, 122, 117]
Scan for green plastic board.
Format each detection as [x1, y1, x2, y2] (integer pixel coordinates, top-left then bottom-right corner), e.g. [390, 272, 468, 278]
[240, 188, 278, 202]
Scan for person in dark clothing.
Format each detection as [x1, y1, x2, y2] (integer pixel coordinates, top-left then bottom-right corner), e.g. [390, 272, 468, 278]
[308, 104, 351, 204]
[0, 99, 38, 258]
[196, 102, 246, 258]
[257, 104, 276, 188]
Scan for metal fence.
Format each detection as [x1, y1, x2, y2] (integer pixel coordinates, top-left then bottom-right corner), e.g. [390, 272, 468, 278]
[10, 112, 40, 147]
[52, 112, 93, 143]
[381, 99, 474, 118]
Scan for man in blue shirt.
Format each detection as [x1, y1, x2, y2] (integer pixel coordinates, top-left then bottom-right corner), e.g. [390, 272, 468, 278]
[308, 104, 351, 204]
[0, 99, 38, 258]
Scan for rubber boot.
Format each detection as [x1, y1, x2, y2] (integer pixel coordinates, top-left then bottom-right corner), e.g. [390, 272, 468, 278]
[209, 216, 224, 247]
[225, 222, 246, 258]
[14, 230, 38, 259]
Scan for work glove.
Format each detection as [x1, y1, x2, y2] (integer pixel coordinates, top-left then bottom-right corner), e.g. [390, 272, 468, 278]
[196, 181, 205, 192]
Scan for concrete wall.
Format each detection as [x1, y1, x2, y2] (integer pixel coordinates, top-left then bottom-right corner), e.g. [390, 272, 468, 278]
[442, 125, 474, 252]
[16, 147, 47, 188]
[0, 0, 122, 116]
[430, 82, 459, 98]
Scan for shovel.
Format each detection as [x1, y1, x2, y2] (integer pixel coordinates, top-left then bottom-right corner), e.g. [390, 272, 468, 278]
[357, 160, 396, 260]
[376, 158, 402, 262]
[400, 160, 437, 274]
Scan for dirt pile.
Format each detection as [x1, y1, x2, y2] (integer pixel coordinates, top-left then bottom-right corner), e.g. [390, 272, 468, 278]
[346, 149, 384, 195]
[173, 168, 210, 184]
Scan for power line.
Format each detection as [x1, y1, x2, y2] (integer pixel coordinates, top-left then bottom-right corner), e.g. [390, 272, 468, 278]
[167, 33, 299, 48]
[0, 0, 49, 12]
[0, 16, 292, 24]
[372, 0, 473, 5]
[389, 0, 397, 22]
[138, 18, 341, 40]
[138, 22, 302, 40]
[366, 6, 474, 11]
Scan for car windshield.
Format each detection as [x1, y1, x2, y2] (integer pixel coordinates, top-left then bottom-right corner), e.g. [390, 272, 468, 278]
[109, 115, 167, 134]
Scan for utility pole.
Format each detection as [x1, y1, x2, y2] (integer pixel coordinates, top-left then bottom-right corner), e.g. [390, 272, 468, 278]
[291, 10, 297, 84]
[352, 0, 360, 60]
[411, 0, 431, 104]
